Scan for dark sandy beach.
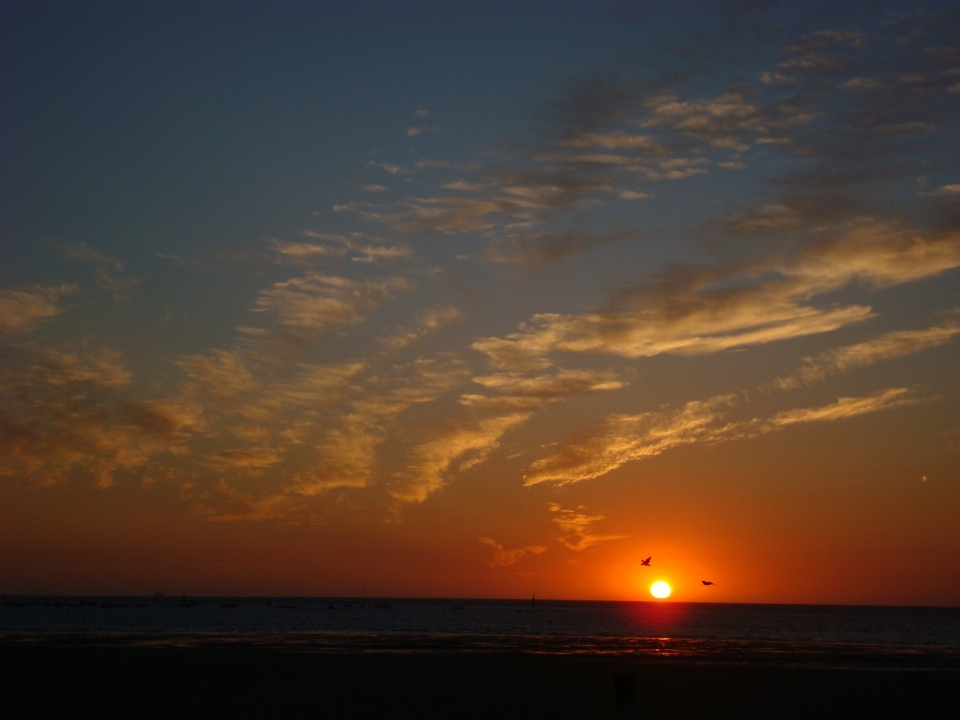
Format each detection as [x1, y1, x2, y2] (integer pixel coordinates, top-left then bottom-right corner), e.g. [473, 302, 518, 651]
[3, 637, 958, 719]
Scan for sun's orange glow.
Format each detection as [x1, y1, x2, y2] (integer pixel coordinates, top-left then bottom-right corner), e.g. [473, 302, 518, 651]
[650, 581, 671, 599]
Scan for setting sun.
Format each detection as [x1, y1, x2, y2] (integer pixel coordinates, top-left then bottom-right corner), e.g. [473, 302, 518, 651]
[651, 582, 672, 599]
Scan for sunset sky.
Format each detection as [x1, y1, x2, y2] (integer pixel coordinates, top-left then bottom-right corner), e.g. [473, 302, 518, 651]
[2, 1, 959, 604]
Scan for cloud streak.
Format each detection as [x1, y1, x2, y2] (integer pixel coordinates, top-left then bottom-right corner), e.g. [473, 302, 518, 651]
[548, 503, 626, 550]
[773, 324, 959, 389]
[0, 345, 197, 488]
[0, 285, 77, 335]
[391, 412, 531, 503]
[254, 274, 413, 334]
[474, 221, 960, 370]
[525, 387, 921, 486]
[479, 537, 546, 568]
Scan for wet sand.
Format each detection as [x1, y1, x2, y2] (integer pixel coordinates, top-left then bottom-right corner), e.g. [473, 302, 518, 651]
[3, 639, 958, 719]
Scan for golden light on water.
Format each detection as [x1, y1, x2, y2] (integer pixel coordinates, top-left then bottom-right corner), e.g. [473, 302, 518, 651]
[650, 581, 672, 599]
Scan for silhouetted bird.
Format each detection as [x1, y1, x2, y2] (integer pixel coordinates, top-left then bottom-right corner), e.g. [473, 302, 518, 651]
[640, 557, 651, 566]
[701, 581, 715, 586]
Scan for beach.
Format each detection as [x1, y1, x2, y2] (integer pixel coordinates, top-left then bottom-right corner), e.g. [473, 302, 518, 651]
[3, 636, 958, 719]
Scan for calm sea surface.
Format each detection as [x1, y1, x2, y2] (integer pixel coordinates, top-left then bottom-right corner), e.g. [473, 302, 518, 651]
[3, 598, 959, 665]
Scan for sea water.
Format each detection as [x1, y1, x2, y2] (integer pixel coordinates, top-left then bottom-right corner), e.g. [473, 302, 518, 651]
[3, 598, 959, 660]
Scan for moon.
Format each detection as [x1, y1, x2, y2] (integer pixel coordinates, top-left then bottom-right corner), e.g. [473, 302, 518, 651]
[650, 581, 671, 599]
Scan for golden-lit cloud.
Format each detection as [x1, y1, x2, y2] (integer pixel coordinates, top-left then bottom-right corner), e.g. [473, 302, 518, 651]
[525, 396, 735, 486]
[526, 387, 922, 486]
[5, 8, 959, 543]
[459, 367, 625, 416]
[391, 412, 531, 503]
[479, 537, 546, 568]
[547, 503, 626, 550]
[0, 346, 197, 488]
[0, 285, 77, 335]
[283, 232, 416, 265]
[380, 196, 510, 235]
[560, 131, 665, 153]
[642, 93, 770, 152]
[270, 238, 348, 262]
[292, 357, 471, 497]
[778, 29, 864, 72]
[254, 273, 413, 333]
[773, 324, 959, 389]
[764, 387, 917, 428]
[920, 183, 960, 198]
[207, 447, 284, 471]
[351, 245, 413, 263]
[270, 362, 368, 409]
[470, 368, 624, 402]
[176, 349, 258, 399]
[382, 306, 463, 352]
[474, 221, 960, 370]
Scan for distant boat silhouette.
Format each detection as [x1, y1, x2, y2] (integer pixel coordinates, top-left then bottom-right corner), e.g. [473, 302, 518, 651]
[640, 557, 652, 566]
[701, 581, 715, 586]
[176, 592, 198, 607]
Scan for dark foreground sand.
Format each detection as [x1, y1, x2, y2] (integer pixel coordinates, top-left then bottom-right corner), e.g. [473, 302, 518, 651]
[2, 640, 958, 719]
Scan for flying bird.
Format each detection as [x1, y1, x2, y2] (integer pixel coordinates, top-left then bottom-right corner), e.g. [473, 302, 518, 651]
[640, 557, 651, 566]
[701, 581, 715, 586]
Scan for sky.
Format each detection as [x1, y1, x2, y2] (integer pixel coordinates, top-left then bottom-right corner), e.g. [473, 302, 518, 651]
[2, 0, 959, 604]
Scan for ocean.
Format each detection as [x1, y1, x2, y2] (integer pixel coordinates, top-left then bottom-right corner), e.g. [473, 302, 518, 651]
[3, 597, 959, 666]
